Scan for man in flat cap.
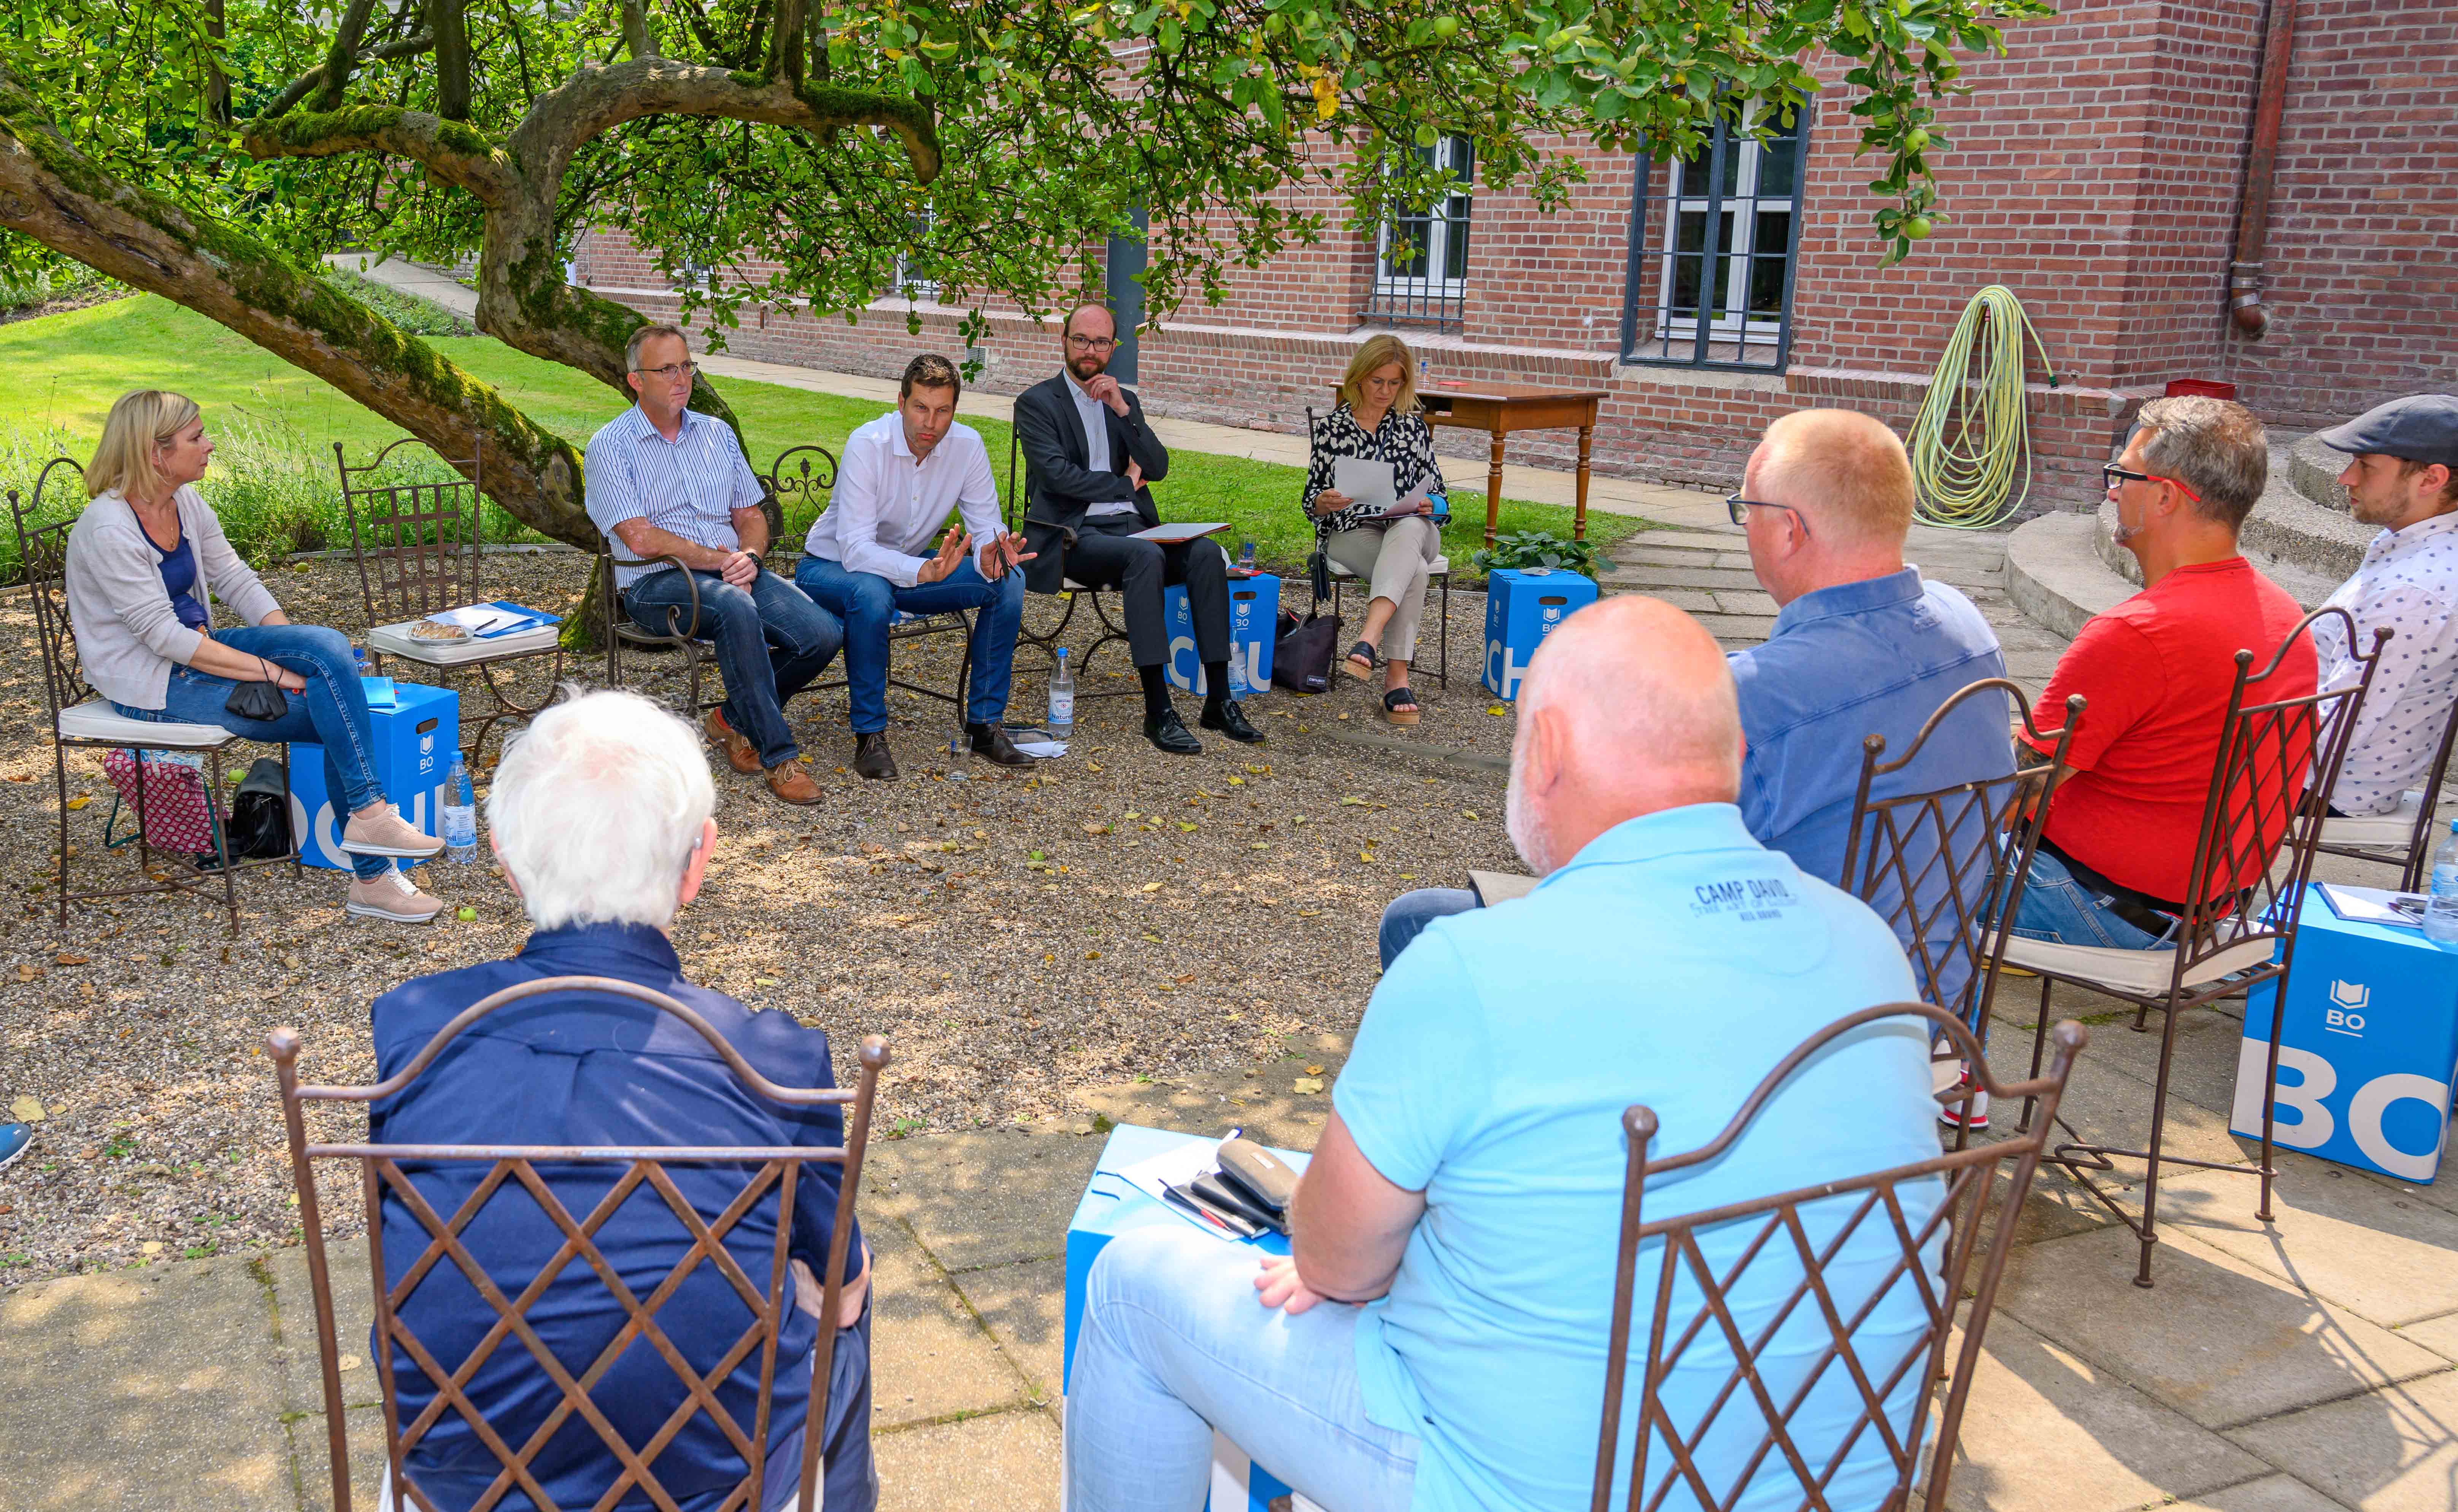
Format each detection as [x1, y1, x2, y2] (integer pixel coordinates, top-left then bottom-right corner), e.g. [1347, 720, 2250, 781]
[2312, 394, 2458, 816]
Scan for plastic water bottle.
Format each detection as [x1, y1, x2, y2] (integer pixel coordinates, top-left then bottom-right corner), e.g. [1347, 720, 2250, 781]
[441, 754, 478, 864]
[352, 645, 369, 678]
[1236, 540, 1257, 575]
[1224, 642, 1249, 698]
[2427, 821, 2458, 947]
[1048, 648, 1074, 737]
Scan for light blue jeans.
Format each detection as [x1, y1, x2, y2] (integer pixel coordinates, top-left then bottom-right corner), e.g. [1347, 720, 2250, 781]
[2005, 848, 2175, 951]
[1378, 886, 1478, 971]
[1065, 1225, 1420, 1512]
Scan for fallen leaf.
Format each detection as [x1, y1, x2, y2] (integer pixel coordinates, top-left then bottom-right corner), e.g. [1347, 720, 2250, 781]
[973, 829, 988, 839]
[1177, 822, 1197, 832]
[1306, 1064, 1325, 1075]
[1083, 823, 1111, 835]
[1294, 815, 1309, 826]
[1341, 796, 1365, 806]
[1488, 705, 1508, 716]
[1088, 762, 1104, 772]
[1142, 933, 1162, 943]
[1245, 764, 1267, 774]
[1029, 849, 1046, 861]
[15, 964, 39, 982]
[1336, 712, 1350, 720]
[862, 842, 887, 855]
[1140, 881, 1162, 893]
[1292, 1077, 1324, 1095]
[1122, 810, 1141, 821]
[1226, 775, 1246, 786]
[140, 1240, 164, 1255]
[64, 795, 89, 811]
[1462, 810, 1480, 821]
[6, 1096, 42, 1123]
[1398, 872, 1416, 880]
[1359, 850, 1375, 862]
[54, 953, 87, 966]
[1085, 950, 1101, 959]
[1251, 842, 1270, 850]
[1297, 908, 1321, 918]
[754, 976, 780, 986]
[1176, 973, 1197, 985]
[337, 1354, 364, 1372]
[3, 774, 28, 783]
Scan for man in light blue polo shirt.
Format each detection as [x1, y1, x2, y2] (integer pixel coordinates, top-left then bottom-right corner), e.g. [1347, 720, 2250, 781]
[586, 324, 842, 805]
[1065, 596, 1940, 1512]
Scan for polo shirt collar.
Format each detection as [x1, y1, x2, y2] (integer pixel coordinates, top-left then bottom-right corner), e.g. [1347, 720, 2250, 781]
[1770, 565, 1922, 635]
[1539, 802, 1760, 888]
[516, 920, 683, 978]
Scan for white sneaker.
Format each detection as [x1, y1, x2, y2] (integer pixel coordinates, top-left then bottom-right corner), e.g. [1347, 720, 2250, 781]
[340, 802, 446, 859]
[346, 869, 446, 924]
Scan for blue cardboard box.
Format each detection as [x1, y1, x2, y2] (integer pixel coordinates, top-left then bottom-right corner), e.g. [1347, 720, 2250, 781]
[1165, 574, 1280, 696]
[1064, 1124, 1314, 1512]
[2233, 886, 2458, 1181]
[1483, 567, 1598, 700]
[286, 680, 459, 872]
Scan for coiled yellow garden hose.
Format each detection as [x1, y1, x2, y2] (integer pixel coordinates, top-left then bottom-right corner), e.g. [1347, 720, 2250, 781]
[1908, 286, 2059, 530]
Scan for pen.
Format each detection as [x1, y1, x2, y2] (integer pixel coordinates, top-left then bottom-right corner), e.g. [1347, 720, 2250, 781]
[1163, 1183, 1237, 1236]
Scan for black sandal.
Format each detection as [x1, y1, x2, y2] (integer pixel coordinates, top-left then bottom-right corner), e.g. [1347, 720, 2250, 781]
[1383, 685, 1420, 726]
[1343, 640, 1379, 681]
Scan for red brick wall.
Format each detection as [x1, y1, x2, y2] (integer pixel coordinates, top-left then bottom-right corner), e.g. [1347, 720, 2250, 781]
[569, 0, 2452, 513]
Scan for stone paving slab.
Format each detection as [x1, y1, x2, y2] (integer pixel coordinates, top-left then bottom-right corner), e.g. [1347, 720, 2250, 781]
[0, 1256, 295, 1512]
[2177, 1476, 2361, 1512]
[2225, 1364, 2458, 1512]
[2395, 1310, 2458, 1367]
[876, 1407, 1063, 1512]
[265, 1244, 383, 1414]
[862, 1129, 1102, 1274]
[869, 1218, 1038, 1429]
[952, 1256, 1070, 1409]
[1997, 1225, 2450, 1431]
[2158, 1164, 2458, 1329]
[1942, 1313, 2272, 1512]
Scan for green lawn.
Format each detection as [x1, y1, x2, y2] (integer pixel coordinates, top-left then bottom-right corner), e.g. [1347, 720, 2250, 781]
[3, 294, 1642, 581]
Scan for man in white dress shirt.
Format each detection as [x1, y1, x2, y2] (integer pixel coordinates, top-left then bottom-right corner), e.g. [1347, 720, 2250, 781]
[2312, 395, 2458, 816]
[793, 353, 1038, 778]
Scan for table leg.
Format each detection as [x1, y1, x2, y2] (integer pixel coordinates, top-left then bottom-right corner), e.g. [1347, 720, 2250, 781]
[1485, 429, 1506, 549]
[1575, 422, 1594, 541]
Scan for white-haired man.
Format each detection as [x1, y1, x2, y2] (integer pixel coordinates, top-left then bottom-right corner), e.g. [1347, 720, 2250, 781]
[1065, 597, 1938, 1512]
[365, 689, 876, 1512]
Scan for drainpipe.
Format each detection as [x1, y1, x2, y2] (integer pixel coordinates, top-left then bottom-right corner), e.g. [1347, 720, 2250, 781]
[2229, 0, 2299, 337]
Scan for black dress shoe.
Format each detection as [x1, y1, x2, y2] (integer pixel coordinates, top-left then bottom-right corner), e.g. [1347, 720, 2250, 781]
[1144, 707, 1203, 754]
[967, 721, 1034, 767]
[852, 731, 899, 780]
[1200, 699, 1265, 744]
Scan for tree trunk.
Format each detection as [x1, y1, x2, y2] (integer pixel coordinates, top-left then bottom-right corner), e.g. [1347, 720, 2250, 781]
[0, 68, 599, 549]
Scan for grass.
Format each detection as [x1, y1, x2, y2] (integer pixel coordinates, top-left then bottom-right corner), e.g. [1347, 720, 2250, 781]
[2, 294, 1644, 582]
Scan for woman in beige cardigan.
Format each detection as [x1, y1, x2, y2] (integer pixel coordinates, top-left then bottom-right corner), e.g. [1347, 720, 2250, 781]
[65, 390, 447, 923]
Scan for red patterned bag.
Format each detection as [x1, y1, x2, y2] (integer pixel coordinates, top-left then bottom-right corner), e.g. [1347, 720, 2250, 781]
[102, 748, 217, 855]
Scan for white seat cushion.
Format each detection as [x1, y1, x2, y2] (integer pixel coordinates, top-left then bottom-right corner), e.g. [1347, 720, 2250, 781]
[1998, 931, 2276, 996]
[57, 698, 235, 747]
[2319, 791, 2423, 849]
[1327, 555, 1450, 578]
[1061, 578, 1102, 592]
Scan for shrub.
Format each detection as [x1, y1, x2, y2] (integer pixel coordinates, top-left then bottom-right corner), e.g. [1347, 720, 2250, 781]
[319, 264, 477, 338]
[1469, 529, 1602, 578]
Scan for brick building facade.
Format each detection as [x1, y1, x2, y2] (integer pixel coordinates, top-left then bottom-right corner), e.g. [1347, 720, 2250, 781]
[573, 0, 2455, 515]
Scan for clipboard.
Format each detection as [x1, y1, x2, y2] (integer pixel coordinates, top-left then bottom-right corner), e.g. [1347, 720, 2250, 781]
[1130, 522, 1231, 545]
[1469, 870, 1538, 906]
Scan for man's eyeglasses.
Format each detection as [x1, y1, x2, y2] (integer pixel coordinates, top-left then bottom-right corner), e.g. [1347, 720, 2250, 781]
[1727, 493, 1810, 538]
[2103, 464, 2203, 502]
[1065, 335, 1118, 351]
[635, 361, 700, 381]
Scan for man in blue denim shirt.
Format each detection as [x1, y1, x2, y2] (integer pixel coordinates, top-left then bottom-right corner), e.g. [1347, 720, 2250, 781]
[1384, 413, 2010, 1034]
[367, 691, 875, 1512]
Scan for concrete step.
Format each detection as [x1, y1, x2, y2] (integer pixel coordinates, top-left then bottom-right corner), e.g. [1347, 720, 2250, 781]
[2089, 499, 2337, 608]
[2005, 512, 2127, 642]
[2288, 432, 2348, 512]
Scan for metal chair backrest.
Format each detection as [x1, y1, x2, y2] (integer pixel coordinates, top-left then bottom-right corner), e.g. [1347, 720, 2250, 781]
[8, 458, 97, 724]
[2161, 605, 2385, 983]
[762, 444, 838, 550]
[1592, 1003, 2089, 1512]
[1839, 679, 2084, 1032]
[270, 977, 888, 1512]
[2315, 685, 2458, 893]
[334, 437, 484, 624]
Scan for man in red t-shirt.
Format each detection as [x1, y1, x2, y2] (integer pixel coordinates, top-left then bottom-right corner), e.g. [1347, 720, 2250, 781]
[2013, 395, 2316, 949]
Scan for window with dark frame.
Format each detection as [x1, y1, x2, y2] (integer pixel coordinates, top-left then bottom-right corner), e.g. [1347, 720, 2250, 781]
[1620, 108, 1807, 371]
[1364, 134, 1474, 331]
[893, 207, 937, 303]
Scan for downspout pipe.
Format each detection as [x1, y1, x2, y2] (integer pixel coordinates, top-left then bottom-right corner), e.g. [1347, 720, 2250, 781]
[2230, 0, 2299, 337]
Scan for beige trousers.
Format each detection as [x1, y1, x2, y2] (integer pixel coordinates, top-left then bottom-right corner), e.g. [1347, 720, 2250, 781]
[1323, 515, 1440, 665]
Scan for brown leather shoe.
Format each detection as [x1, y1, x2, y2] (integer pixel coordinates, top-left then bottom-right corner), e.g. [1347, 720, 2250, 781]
[765, 761, 823, 805]
[704, 708, 760, 774]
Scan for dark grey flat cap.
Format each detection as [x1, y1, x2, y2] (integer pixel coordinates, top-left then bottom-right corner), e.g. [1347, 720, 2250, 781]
[2317, 394, 2458, 467]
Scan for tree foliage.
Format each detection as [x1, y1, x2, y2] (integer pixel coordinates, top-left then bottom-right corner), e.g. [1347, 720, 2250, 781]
[0, 0, 2045, 540]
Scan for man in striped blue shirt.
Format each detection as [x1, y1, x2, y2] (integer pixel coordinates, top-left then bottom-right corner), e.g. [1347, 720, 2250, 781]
[586, 325, 839, 805]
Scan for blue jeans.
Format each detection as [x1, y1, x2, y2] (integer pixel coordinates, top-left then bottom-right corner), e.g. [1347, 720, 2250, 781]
[792, 554, 1024, 734]
[624, 566, 843, 767]
[1065, 1225, 1419, 1512]
[112, 623, 389, 881]
[2005, 848, 2176, 951]
[1378, 886, 1478, 971]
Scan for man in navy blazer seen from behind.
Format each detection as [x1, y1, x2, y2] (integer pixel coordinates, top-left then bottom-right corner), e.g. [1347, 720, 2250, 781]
[1015, 302, 1263, 754]
[365, 689, 877, 1512]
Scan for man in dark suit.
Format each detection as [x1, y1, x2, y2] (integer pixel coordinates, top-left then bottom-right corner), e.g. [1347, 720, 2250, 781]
[1016, 302, 1262, 753]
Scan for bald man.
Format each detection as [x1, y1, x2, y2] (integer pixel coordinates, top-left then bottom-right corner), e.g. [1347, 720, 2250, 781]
[1064, 597, 1939, 1512]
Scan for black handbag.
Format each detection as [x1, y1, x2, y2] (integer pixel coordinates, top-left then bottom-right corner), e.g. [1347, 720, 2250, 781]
[225, 756, 293, 859]
[223, 676, 288, 722]
[1272, 552, 1343, 694]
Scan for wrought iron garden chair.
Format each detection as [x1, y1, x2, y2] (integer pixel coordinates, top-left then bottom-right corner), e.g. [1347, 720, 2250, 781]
[1591, 1003, 2088, 1512]
[2005, 607, 2386, 1287]
[10, 459, 298, 935]
[1305, 405, 1454, 686]
[1837, 679, 2083, 1146]
[332, 437, 565, 759]
[271, 977, 889, 1512]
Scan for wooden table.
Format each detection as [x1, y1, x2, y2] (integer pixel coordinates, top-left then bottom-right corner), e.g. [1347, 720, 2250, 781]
[1327, 381, 1609, 546]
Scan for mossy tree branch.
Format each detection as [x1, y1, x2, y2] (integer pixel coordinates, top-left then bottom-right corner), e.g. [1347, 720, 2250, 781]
[310, 0, 383, 113]
[428, 0, 472, 122]
[254, 32, 440, 126]
[243, 105, 515, 202]
[0, 65, 595, 549]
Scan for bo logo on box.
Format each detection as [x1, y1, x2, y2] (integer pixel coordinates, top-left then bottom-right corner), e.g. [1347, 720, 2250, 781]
[2326, 979, 2368, 1037]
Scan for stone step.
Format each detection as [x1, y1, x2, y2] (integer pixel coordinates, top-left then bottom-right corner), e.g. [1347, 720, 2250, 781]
[2005, 512, 2126, 642]
[2288, 432, 2348, 512]
[2090, 499, 2338, 609]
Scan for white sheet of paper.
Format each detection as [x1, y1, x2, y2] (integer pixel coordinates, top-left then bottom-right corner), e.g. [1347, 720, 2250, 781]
[1115, 1142, 1241, 1241]
[1333, 456, 1397, 511]
[1128, 522, 1231, 545]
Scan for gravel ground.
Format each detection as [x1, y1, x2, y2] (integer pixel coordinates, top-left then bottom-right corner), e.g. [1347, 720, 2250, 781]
[0, 552, 1521, 1281]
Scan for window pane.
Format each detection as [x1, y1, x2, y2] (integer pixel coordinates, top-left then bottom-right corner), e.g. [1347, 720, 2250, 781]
[1669, 254, 1703, 320]
[1719, 135, 1743, 198]
[1758, 135, 1800, 199]
[1442, 204, 1470, 284]
[1675, 209, 1707, 254]
[1748, 254, 1790, 316]
[1709, 210, 1737, 316]
[1387, 214, 1430, 278]
[1669, 142, 1706, 199]
[1448, 136, 1475, 183]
